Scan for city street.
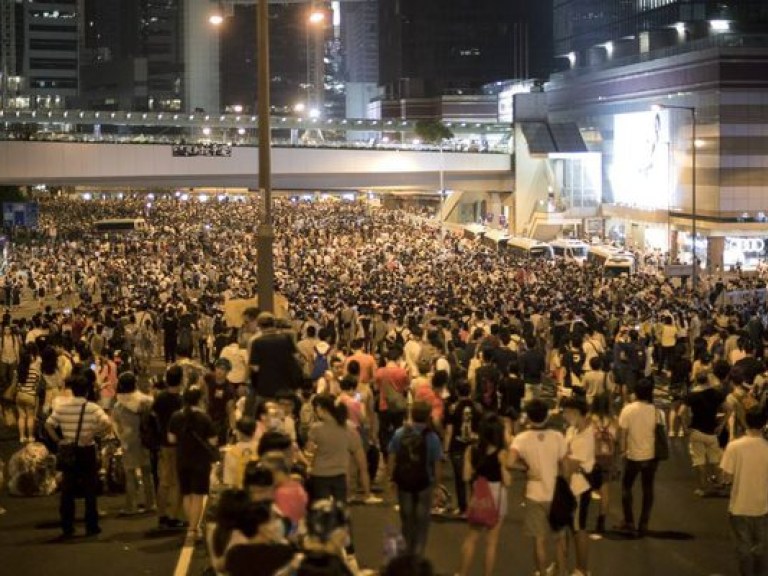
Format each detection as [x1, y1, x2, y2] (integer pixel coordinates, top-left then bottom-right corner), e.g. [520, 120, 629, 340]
[0, 428, 735, 576]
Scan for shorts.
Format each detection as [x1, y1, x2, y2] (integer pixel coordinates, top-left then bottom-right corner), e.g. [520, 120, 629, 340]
[689, 429, 723, 467]
[524, 499, 557, 538]
[178, 465, 212, 496]
[573, 491, 591, 532]
[16, 391, 37, 408]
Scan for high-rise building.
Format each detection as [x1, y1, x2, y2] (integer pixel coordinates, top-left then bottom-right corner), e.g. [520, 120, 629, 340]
[546, 0, 768, 270]
[219, 2, 307, 114]
[20, 0, 80, 108]
[0, 0, 18, 108]
[342, 0, 379, 118]
[379, 0, 551, 99]
[80, 0, 188, 112]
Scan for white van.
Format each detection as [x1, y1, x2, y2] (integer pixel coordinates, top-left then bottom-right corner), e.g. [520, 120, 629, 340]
[506, 237, 554, 260]
[588, 245, 636, 277]
[550, 239, 590, 264]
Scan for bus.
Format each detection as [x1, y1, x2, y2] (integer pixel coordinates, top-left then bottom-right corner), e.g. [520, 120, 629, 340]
[93, 218, 148, 233]
[550, 239, 590, 264]
[588, 245, 636, 277]
[506, 237, 554, 260]
[482, 229, 511, 250]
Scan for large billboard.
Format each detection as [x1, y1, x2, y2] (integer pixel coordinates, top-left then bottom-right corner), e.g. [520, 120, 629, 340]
[610, 110, 671, 209]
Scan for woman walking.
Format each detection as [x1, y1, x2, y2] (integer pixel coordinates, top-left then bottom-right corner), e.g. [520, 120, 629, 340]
[458, 413, 510, 576]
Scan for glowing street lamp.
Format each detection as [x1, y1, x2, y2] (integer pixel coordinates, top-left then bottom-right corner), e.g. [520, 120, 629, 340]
[309, 11, 325, 24]
[209, 14, 224, 26]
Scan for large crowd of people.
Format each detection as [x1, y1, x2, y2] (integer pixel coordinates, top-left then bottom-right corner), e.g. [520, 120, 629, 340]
[0, 195, 767, 576]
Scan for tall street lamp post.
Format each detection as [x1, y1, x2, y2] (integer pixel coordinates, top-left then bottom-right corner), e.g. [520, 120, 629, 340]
[256, 0, 275, 313]
[212, 2, 275, 312]
[653, 104, 698, 291]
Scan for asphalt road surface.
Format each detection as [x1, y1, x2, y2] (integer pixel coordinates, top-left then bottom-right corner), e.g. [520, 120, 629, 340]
[0, 426, 736, 576]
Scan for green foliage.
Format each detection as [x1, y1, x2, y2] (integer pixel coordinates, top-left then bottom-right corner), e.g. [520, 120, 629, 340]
[414, 120, 454, 144]
[0, 186, 25, 203]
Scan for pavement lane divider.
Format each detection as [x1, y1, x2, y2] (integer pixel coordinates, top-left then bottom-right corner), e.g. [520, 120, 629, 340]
[173, 495, 208, 576]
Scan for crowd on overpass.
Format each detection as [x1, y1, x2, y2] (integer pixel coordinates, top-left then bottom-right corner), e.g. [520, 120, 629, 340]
[0, 196, 767, 576]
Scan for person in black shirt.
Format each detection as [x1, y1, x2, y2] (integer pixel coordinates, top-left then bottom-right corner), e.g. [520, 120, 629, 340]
[249, 312, 300, 399]
[443, 382, 483, 515]
[163, 308, 179, 364]
[169, 386, 218, 539]
[685, 373, 726, 496]
[474, 348, 501, 411]
[205, 358, 237, 445]
[520, 337, 546, 400]
[733, 340, 765, 387]
[154, 365, 186, 529]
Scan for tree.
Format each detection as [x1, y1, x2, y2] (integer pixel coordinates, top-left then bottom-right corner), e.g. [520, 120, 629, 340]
[0, 186, 25, 203]
[414, 119, 454, 144]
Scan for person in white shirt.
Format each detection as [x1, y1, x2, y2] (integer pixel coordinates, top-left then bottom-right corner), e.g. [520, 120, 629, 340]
[403, 327, 423, 379]
[509, 399, 567, 576]
[720, 408, 768, 576]
[618, 380, 660, 536]
[563, 396, 596, 576]
[218, 332, 249, 388]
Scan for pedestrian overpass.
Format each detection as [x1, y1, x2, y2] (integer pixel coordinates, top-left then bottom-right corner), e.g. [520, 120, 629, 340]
[0, 108, 513, 191]
[0, 140, 512, 191]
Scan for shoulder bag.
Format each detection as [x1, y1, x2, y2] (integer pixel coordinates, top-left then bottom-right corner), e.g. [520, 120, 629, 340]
[56, 402, 87, 472]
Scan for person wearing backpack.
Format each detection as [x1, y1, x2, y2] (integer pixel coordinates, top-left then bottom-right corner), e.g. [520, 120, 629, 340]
[112, 371, 157, 515]
[458, 413, 510, 576]
[590, 393, 619, 533]
[388, 401, 443, 556]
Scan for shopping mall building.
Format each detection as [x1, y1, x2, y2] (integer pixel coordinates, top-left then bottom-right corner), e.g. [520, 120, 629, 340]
[544, 1, 768, 272]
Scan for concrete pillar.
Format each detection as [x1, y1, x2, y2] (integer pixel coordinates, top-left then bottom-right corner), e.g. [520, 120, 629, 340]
[708, 237, 725, 275]
[670, 229, 679, 262]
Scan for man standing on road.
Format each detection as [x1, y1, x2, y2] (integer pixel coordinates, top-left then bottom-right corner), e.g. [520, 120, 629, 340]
[249, 312, 300, 399]
[389, 401, 442, 557]
[618, 379, 659, 537]
[45, 374, 111, 539]
[509, 399, 567, 576]
[153, 365, 186, 529]
[720, 408, 768, 576]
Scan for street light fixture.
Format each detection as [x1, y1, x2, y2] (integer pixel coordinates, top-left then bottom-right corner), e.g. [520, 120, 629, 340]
[653, 103, 698, 290]
[306, 9, 326, 116]
[209, 14, 224, 26]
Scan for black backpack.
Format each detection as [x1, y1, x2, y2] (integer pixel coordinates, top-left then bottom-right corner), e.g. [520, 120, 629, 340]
[393, 427, 431, 493]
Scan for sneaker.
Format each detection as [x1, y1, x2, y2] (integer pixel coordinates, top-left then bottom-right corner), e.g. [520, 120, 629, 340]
[363, 495, 383, 505]
[693, 488, 706, 497]
[165, 519, 189, 530]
